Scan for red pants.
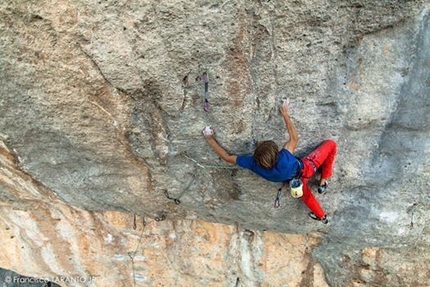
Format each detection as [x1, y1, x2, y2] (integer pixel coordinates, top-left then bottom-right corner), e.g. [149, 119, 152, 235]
[300, 140, 337, 218]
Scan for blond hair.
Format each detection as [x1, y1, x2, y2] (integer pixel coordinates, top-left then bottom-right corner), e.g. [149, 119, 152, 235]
[254, 140, 278, 168]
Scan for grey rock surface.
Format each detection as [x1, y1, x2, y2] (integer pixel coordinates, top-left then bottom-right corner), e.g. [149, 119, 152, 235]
[0, 0, 429, 286]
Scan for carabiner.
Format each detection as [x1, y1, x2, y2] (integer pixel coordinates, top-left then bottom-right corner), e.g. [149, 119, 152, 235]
[273, 188, 282, 209]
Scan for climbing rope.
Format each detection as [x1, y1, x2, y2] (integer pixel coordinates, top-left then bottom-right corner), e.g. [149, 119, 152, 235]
[164, 154, 238, 204]
[128, 214, 167, 287]
[164, 167, 203, 205]
[184, 153, 237, 170]
[128, 216, 146, 287]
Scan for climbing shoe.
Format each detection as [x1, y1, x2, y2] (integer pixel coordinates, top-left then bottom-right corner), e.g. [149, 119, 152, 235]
[308, 212, 329, 224]
[317, 182, 328, 194]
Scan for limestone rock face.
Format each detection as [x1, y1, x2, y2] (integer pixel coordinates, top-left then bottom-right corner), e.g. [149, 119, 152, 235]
[0, 0, 429, 286]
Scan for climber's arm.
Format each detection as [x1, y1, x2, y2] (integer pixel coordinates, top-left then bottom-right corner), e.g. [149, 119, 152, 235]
[280, 101, 299, 153]
[205, 136, 237, 164]
[203, 127, 237, 164]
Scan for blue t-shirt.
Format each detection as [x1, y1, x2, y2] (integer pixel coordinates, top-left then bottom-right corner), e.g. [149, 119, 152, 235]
[236, 149, 299, 182]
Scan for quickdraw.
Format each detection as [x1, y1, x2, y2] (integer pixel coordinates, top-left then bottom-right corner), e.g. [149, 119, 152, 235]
[155, 214, 166, 222]
[273, 187, 282, 209]
[197, 72, 210, 112]
[163, 165, 201, 205]
[273, 182, 287, 209]
[164, 190, 181, 205]
[133, 213, 137, 230]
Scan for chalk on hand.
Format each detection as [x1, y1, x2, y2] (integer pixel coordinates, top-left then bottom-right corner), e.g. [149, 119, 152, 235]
[203, 126, 214, 137]
[283, 98, 290, 108]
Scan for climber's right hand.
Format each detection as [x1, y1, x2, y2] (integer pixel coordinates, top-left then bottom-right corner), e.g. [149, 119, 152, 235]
[279, 98, 289, 116]
[202, 126, 214, 139]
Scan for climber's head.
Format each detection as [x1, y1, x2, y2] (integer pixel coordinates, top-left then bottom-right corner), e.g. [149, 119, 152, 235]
[254, 140, 278, 169]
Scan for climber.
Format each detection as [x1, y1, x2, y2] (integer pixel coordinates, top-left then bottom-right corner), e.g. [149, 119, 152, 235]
[202, 99, 337, 224]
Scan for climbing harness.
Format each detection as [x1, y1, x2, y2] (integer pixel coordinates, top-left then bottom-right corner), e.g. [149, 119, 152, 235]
[305, 156, 318, 172]
[198, 72, 210, 112]
[292, 158, 304, 178]
[273, 159, 304, 207]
